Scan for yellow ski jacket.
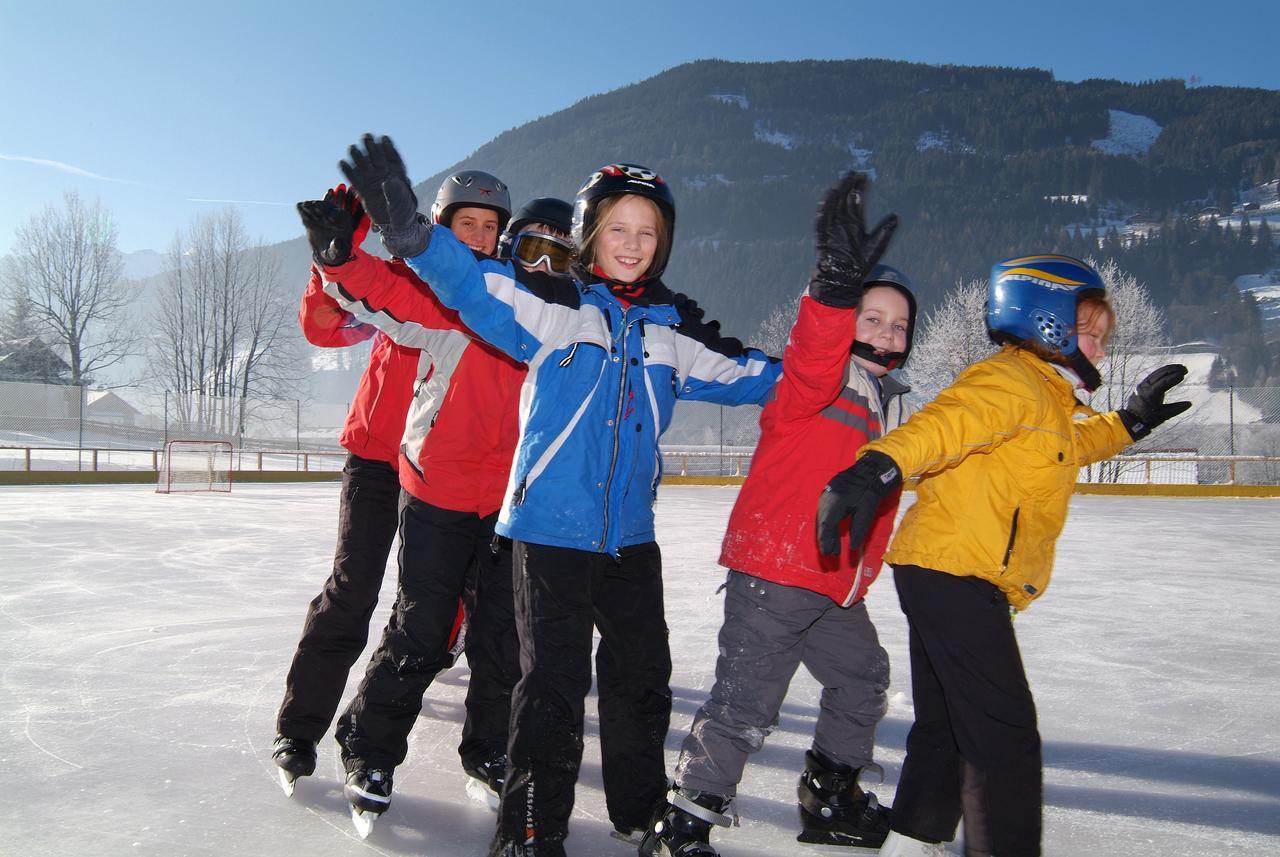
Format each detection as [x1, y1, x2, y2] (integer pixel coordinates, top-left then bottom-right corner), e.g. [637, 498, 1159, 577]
[862, 346, 1132, 610]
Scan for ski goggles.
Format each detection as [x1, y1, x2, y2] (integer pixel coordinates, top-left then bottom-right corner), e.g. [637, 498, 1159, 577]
[510, 231, 575, 274]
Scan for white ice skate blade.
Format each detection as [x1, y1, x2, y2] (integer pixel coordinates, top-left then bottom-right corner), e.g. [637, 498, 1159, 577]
[351, 807, 377, 839]
[277, 768, 296, 798]
[465, 775, 499, 811]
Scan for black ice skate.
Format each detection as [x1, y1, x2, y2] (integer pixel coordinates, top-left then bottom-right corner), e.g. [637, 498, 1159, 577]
[344, 766, 393, 838]
[639, 787, 733, 857]
[796, 748, 891, 849]
[485, 833, 566, 857]
[463, 754, 506, 810]
[271, 735, 316, 797]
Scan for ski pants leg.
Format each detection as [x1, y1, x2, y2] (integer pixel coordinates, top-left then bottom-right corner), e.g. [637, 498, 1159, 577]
[496, 541, 671, 849]
[675, 571, 888, 796]
[497, 541, 596, 851]
[889, 564, 1042, 856]
[276, 454, 399, 743]
[804, 591, 889, 771]
[459, 534, 521, 769]
[334, 494, 490, 771]
[594, 541, 672, 831]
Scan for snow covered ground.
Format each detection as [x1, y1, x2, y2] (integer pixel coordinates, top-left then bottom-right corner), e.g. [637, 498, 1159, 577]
[2, 483, 1278, 856]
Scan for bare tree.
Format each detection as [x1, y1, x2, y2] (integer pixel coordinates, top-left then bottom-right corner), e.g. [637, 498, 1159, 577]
[149, 207, 303, 436]
[905, 277, 997, 399]
[1, 191, 138, 386]
[752, 287, 804, 357]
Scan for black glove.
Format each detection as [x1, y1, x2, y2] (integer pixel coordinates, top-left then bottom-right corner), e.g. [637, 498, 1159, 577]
[326, 183, 371, 248]
[808, 172, 898, 309]
[339, 134, 431, 258]
[816, 450, 903, 557]
[297, 198, 356, 267]
[1117, 364, 1192, 440]
[673, 292, 721, 332]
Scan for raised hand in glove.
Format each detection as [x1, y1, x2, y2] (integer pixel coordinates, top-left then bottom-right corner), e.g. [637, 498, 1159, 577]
[297, 197, 357, 267]
[296, 184, 369, 267]
[808, 172, 898, 309]
[326, 183, 370, 249]
[339, 134, 430, 258]
[816, 450, 903, 557]
[1117, 364, 1192, 440]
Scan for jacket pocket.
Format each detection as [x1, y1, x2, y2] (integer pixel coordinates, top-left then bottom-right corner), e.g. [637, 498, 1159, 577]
[1000, 506, 1020, 573]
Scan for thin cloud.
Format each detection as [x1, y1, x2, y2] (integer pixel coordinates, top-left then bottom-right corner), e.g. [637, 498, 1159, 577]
[0, 152, 139, 184]
[188, 197, 293, 207]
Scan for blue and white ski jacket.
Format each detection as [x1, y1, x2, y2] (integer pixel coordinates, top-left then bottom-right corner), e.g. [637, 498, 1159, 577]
[402, 227, 782, 555]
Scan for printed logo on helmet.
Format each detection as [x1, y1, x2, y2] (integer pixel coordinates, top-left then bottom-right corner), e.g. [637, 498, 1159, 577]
[998, 268, 1087, 292]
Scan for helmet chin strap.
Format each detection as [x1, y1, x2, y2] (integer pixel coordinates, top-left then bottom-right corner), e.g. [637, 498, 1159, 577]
[851, 340, 905, 370]
[1066, 349, 1103, 393]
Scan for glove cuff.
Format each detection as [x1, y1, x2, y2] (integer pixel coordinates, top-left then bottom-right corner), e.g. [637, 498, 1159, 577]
[1117, 408, 1150, 441]
[379, 216, 432, 259]
[808, 277, 862, 309]
[860, 449, 903, 494]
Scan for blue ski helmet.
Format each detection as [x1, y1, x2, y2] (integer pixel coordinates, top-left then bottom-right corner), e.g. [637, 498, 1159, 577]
[852, 264, 917, 369]
[986, 254, 1107, 390]
[572, 163, 676, 278]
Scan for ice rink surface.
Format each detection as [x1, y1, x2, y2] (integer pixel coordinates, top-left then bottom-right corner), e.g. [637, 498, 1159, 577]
[1, 483, 1277, 856]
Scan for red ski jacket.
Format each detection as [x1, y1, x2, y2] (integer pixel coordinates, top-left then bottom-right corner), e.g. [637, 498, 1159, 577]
[318, 253, 525, 517]
[299, 267, 419, 468]
[719, 296, 912, 606]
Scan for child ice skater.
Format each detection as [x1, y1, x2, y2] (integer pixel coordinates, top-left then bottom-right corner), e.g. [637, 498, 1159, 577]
[816, 254, 1192, 857]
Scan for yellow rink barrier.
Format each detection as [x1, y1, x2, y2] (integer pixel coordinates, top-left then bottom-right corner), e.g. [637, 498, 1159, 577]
[661, 474, 1280, 498]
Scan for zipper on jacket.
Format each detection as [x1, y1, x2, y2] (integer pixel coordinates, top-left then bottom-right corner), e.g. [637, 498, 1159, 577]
[842, 555, 867, 608]
[599, 310, 632, 553]
[1000, 507, 1021, 572]
[513, 476, 528, 507]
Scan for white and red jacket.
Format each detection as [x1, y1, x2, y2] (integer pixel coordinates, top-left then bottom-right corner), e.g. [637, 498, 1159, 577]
[719, 295, 912, 606]
[317, 253, 525, 517]
[299, 267, 419, 468]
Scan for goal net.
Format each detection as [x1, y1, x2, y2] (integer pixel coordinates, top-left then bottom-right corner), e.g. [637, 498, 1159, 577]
[156, 440, 234, 494]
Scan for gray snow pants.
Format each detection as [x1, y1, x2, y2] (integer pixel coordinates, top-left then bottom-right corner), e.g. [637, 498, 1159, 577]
[675, 570, 890, 796]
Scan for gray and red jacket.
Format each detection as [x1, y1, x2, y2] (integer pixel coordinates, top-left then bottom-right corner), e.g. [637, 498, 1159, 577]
[719, 295, 911, 606]
[299, 267, 418, 468]
[316, 253, 524, 517]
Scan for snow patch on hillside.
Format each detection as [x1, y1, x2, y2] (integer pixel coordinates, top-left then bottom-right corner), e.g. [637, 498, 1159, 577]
[1236, 271, 1280, 330]
[754, 122, 796, 150]
[1091, 109, 1162, 157]
[916, 129, 975, 154]
[709, 93, 748, 109]
[682, 174, 734, 190]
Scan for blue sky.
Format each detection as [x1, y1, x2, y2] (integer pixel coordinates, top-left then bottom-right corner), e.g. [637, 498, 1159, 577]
[2, 0, 1276, 258]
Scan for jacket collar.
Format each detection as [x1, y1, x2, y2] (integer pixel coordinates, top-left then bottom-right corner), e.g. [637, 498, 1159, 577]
[578, 275, 680, 325]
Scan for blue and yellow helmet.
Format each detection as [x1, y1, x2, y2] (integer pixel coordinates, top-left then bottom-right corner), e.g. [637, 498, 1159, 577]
[987, 254, 1106, 389]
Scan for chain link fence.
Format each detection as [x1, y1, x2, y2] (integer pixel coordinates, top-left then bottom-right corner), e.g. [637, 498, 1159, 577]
[2, 379, 1279, 484]
[0, 380, 345, 472]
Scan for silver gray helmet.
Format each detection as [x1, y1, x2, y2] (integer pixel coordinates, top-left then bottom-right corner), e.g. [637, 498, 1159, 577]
[429, 170, 512, 232]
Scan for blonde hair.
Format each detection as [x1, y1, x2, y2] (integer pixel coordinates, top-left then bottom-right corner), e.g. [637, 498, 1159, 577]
[581, 195, 670, 279]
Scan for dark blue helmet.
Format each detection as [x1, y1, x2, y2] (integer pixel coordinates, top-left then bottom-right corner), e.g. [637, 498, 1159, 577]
[498, 197, 574, 260]
[852, 264, 917, 369]
[987, 254, 1106, 390]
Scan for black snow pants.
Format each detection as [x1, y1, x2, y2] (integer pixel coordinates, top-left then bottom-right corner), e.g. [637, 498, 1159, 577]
[890, 564, 1042, 857]
[335, 492, 519, 772]
[492, 540, 672, 853]
[276, 454, 400, 743]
